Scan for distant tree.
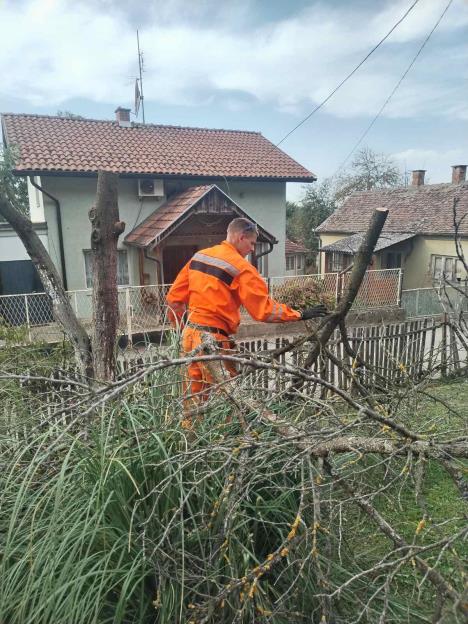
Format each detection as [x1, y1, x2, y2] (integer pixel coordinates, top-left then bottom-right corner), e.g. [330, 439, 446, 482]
[287, 179, 337, 266]
[56, 110, 86, 120]
[334, 147, 403, 204]
[0, 147, 29, 218]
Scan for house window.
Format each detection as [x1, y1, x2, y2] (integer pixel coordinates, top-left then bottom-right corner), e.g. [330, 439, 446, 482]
[297, 254, 305, 270]
[83, 249, 129, 288]
[286, 255, 295, 271]
[329, 251, 349, 272]
[432, 255, 465, 283]
[385, 252, 402, 269]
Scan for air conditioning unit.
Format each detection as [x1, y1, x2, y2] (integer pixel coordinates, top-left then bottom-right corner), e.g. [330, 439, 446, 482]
[138, 179, 164, 198]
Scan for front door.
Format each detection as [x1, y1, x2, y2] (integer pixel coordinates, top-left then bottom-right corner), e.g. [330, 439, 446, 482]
[163, 245, 198, 283]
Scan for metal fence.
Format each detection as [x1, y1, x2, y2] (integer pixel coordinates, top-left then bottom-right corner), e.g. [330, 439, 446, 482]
[270, 269, 401, 311]
[401, 284, 468, 318]
[341, 268, 402, 310]
[0, 269, 401, 344]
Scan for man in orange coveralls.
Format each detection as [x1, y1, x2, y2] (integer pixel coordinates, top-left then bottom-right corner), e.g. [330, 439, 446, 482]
[166, 217, 327, 410]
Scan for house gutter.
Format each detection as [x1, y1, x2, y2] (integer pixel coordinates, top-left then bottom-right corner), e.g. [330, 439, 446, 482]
[28, 176, 68, 291]
[144, 247, 163, 284]
[253, 240, 275, 270]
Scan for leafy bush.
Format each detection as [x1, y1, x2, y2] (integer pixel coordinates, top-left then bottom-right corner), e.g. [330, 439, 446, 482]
[273, 277, 335, 310]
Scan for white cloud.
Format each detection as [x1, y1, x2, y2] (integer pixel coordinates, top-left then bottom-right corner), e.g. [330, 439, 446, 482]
[392, 147, 465, 183]
[0, 0, 467, 120]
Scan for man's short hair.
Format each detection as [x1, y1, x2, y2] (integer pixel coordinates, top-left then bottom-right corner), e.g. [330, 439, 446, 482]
[227, 217, 259, 236]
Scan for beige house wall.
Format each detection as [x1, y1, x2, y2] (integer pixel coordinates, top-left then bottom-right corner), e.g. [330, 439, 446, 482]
[319, 232, 468, 290]
[403, 236, 468, 289]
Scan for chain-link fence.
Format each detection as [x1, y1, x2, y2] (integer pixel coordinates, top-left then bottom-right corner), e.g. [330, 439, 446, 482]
[341, 268, 402, 310]
[269, 272, 339, 303]
[0, 269, 402, 344]
[270, 269, 401, 311]
[401, 284, 468, 318]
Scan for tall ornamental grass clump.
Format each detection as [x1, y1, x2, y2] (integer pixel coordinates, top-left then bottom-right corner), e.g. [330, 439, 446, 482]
[0, 359, 465, 623]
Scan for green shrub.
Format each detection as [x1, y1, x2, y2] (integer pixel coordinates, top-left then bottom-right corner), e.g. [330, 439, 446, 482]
[274, 277, 335, 310]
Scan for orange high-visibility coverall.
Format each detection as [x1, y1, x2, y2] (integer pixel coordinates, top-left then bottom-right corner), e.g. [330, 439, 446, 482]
[166, 240, 301, 406]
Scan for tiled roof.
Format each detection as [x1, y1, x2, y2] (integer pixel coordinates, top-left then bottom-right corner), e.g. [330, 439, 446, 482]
[1, 113, 316, 181]
[317, 183, 468, 235]
[125, 184, 276, 248]
[321, 232, 416, 254]
[285, 239, 308, 254]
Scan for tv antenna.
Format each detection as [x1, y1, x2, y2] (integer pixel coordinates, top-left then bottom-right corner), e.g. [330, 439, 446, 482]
[136, 29, 145, 124]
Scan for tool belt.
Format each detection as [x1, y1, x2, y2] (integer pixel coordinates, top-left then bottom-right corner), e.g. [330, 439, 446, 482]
[186, 322, 231, 339]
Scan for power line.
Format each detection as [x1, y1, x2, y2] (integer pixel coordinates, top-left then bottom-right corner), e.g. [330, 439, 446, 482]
[272, 0, 421, 150]
[335, 0, 454, 174]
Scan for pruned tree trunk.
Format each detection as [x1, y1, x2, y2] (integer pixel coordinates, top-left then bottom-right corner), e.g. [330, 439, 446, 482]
[89, 172, 125, 382]
[304, 208, 389, 369]
[0, 190, 93, 379]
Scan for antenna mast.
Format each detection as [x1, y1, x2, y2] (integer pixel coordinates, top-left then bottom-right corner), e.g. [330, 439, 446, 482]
[137, 29, 145, 124]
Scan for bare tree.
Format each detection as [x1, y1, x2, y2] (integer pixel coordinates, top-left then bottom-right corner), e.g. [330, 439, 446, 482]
[335, 147, 402, 204]
[0, 169, 124, 382]
[89, 172, 125, 381]
[0, 187, 94, 378]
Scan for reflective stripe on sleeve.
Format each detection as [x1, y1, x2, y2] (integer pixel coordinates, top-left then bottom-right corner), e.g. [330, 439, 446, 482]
[266, 301, 279, 322]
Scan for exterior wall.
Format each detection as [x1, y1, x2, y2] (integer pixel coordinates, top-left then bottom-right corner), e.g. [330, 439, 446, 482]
[319, 233, 468, 289]
[27, 176, 45, 222]
[403, 236, 468, 289]
[0, 225, 48, 261]
[40, 176, 287, 289]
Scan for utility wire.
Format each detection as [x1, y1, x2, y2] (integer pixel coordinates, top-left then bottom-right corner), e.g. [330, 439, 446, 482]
[272, 0, 421, 150]
[335, 0, 454, 174]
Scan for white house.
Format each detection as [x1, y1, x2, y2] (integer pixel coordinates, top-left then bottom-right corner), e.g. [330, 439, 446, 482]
[1, 108, 316, 291]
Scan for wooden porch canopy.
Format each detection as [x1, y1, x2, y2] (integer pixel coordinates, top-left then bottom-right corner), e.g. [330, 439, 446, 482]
[125, 184, 277, 250]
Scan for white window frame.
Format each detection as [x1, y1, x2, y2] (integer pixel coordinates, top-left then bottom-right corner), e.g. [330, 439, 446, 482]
[83, 249, 130, 288]
[431, 254, 465, 283]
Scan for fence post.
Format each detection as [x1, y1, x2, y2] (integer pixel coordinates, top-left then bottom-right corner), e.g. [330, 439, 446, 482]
[334, 273, 339, 303]
[415, 288, 420, 317]
[24, 294, 32, 343]
[441, 314, 447, 377]
[267, 277, 271, 296]
[73, 292, 78, 316]
[125, 288, 133, 346]
[396, 269, 403, 306]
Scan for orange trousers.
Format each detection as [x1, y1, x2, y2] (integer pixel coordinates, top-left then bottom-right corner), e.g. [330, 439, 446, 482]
[181, 326, 238, 410]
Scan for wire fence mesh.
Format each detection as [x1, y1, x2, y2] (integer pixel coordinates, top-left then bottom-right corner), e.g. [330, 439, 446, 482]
[401, 283, 468, 318]
[341, 268, 402, 310]
[0, 269, 401, 344]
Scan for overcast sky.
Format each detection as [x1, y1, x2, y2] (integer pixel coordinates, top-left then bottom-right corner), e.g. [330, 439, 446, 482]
[1, 0, 467, 200]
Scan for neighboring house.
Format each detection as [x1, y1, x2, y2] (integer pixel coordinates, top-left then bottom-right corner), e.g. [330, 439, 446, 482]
[316, 168, 468, 289]
[1, 108, 315, 291]
[285, 239, 308, 276]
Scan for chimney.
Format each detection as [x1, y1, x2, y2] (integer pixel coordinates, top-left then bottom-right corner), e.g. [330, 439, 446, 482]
[452, 165, 466, 184]
[411, 170, 426, 187]
[115, 107, 131, 127]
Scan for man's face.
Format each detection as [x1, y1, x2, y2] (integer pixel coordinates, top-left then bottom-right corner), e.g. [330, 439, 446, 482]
[237, 232, 258, 258]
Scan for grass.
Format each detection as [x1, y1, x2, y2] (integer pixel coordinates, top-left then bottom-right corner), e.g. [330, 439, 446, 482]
[0, 348, 466, 623]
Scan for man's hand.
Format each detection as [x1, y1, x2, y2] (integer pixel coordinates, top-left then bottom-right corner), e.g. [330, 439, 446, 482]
[300, 304, 328, 320]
